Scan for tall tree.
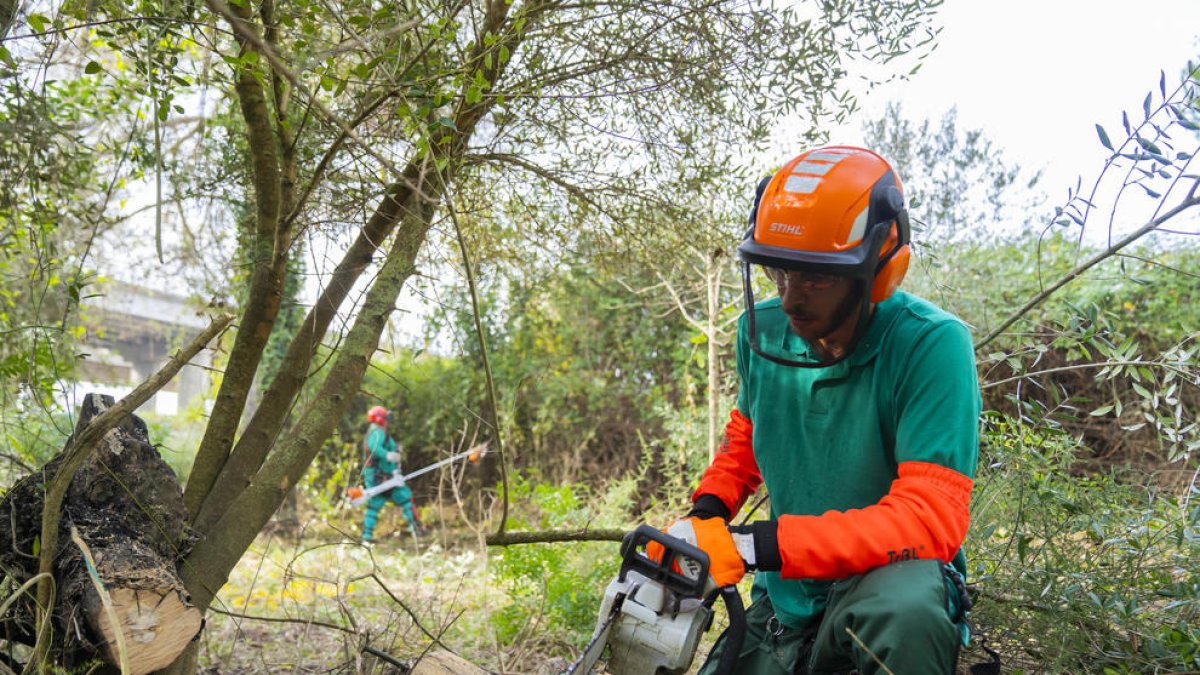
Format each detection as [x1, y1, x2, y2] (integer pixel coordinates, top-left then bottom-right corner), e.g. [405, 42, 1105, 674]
[1, 0, 947, 670]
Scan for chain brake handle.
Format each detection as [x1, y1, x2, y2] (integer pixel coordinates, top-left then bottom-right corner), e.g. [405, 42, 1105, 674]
[619, 525, 711, 599]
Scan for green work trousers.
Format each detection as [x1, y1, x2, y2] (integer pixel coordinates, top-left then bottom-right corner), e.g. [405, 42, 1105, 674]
[697, 559, 963, 675]
[361, 468, 416, 541]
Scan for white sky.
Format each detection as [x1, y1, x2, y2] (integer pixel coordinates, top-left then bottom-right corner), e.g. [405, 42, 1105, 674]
[829, 0, 1200, 202]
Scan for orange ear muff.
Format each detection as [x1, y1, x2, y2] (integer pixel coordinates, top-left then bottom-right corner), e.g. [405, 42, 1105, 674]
[871, 243, 909, 303]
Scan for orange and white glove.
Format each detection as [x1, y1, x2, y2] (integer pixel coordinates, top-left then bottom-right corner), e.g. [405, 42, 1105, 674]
[651, 516, 747, 588]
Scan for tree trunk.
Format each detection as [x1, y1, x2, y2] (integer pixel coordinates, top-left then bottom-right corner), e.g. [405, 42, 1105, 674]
[0, 394, 201, 674]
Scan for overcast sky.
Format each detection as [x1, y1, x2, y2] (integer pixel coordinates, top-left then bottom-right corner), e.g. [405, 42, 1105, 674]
[826, 0, 1200, 201]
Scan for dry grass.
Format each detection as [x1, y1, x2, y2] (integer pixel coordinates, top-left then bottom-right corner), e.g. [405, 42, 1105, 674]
[199, 521, 507, 674]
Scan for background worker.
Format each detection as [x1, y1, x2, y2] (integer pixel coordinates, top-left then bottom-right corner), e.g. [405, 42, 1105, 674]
[361, 405, 420, 543]
[663, 146, 982, 674]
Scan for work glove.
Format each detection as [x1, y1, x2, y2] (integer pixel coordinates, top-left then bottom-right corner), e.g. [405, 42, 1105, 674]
[679, 494, 784, 576]
[385, 451, 400, 463]
[649, 516, 746, 588]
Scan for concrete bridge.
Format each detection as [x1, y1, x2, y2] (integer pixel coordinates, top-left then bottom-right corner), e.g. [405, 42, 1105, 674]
[78, 281, 216, 417]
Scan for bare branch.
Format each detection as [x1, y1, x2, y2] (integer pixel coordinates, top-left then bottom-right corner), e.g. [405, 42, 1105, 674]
[975, 191, 1200, 352]
[485, 528, 625, 546]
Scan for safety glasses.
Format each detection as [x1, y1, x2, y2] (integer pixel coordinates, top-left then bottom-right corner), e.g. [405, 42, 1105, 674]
[762, 267, 844, 293]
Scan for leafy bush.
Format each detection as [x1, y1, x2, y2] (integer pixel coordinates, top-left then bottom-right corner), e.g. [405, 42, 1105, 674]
[488, 473, 624, 664]
[969, 413, 1199, 673]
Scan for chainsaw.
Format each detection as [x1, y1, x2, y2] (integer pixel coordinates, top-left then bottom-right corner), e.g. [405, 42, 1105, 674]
[346, 444, 486, 507]
[563, 525, 746, 675]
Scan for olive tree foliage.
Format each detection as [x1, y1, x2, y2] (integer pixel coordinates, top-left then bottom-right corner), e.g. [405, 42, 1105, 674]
[3, 0, 946, 667]
[973, 65, 1200, 470]
[870, 67, 1200, 464]
[863, 73, 1200, 672]
[0, 0, 165, 477]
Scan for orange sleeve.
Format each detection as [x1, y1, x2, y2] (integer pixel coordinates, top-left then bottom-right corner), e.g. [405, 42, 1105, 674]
[692, 409, 762, 517]
[777, 460, 972, 580]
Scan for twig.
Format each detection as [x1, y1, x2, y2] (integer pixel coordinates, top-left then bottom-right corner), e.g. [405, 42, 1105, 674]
[445, 198, 511, 536]
[69, 527, 129, 674]
[980, 359, 1191, 390]
[362, 646, 406, 668]
[845, 627, 895, 675]
[0, 573, 51, 629]
[207, 606, 352, 635]
[367, 573, 454, 650]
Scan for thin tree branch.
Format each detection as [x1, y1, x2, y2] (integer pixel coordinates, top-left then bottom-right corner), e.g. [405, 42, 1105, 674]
[485, 528, 625, 546]
[975, 190, 1200, 351]
[981, 359, 1192, 390]
[446, 199, 511, 536]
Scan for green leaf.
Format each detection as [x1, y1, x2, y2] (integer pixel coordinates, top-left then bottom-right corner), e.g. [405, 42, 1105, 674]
[1090, 404, 1114, 417]
[436, 116, 457, 130]
[1095, 124, 1113, 151]
[1143, 91, 1152, 119]
[1135, 137, 1162, 154]
[27, 13, 49, 33]
[1178, 119, 1199, 131]
[1136, 183, 1161, 199]
[466, 84, 481, 104]
[84, 61, 102, 74]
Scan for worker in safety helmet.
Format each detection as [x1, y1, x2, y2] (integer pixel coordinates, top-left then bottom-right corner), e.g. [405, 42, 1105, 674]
[361, 405, 420, 543]
[667, 147, 981, 674]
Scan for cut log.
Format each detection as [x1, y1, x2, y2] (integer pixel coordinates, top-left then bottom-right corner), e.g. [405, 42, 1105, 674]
[409, 649, 493, 675]
[0, 393, 201, 673]
[86, 587, 203, 674]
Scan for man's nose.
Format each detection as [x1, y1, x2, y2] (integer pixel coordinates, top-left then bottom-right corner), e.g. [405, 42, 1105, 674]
[780, 281, 808, 310]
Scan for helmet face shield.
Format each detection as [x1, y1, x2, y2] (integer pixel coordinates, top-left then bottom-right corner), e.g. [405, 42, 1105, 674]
[740, 261, 872, 368]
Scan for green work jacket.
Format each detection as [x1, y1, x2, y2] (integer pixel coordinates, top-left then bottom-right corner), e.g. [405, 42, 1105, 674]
[735, 290, 981, 627]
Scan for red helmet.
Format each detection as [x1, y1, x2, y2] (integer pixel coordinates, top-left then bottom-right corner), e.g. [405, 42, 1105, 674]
[367, 405, 390, 426]
[736, 146, 911, 367]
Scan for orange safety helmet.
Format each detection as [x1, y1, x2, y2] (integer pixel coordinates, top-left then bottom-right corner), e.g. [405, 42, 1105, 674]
[367, 405, 390, 426]
[736, 146, 911, 367]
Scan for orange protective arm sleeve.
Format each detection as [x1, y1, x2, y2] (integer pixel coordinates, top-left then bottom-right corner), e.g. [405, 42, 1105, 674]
[692, 409, 762, 517]
[777, 460, 973, 580]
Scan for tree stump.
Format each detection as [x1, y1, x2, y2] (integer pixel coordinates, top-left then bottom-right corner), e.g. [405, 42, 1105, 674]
[0, 393, 201, 674]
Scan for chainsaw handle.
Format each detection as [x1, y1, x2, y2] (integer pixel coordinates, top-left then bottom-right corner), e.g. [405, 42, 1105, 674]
[619, 525, 711, 599]
[713, 586, 746, 675]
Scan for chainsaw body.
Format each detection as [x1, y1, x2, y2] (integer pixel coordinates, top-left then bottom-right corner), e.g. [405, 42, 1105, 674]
[597, 569, 713, 674]
[566, 525, 747, 675]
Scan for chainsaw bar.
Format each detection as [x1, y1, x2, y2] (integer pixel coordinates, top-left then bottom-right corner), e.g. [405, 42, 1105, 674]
[563, 591, 626, 674]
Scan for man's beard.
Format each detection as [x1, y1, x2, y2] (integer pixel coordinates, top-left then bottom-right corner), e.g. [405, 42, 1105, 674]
[803, 282, 864, 343]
